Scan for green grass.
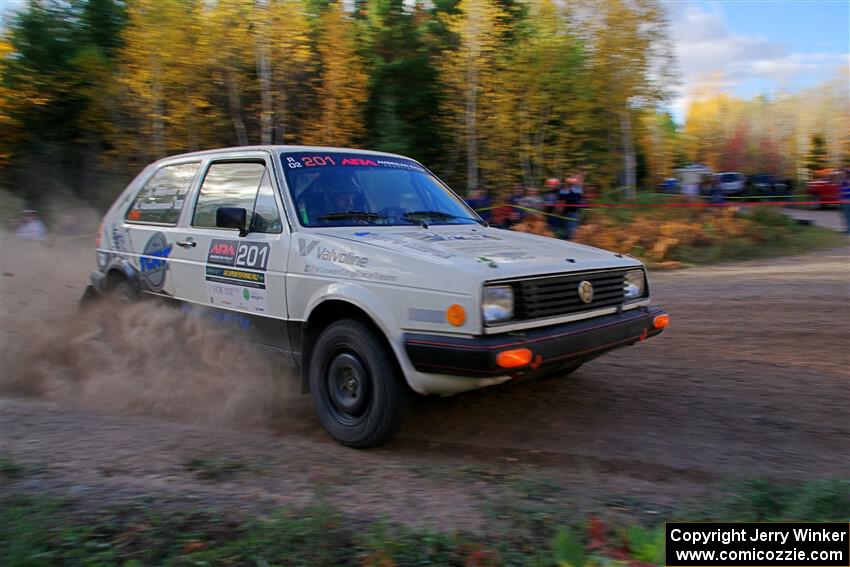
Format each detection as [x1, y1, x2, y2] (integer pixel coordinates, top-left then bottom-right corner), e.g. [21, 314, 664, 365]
[1, 478, 848, 566]
[684, 479, 850, 522]
[181, 456, 249, 482]
[0, 456, 46, 481]
[671, 223, 846, 265]
[672, 206, 845, 265]
[0, 457, 27, 480]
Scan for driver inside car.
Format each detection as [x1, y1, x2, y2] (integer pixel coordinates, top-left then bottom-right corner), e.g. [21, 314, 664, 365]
[298, 170, 369, 224]
[327, 185, 361, 213]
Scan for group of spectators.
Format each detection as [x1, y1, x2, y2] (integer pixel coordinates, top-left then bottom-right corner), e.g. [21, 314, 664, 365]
[465, 176, 587, 239]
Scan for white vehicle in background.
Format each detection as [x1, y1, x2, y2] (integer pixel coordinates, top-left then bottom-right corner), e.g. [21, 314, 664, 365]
[85, 146, 669, 448]
[717, 172, 746, 195]
[675, 164, 712, 197]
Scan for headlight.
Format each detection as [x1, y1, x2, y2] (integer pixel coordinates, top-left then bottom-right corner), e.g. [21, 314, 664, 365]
[624, 269, 646, 300]
[482, 285, 514, 324]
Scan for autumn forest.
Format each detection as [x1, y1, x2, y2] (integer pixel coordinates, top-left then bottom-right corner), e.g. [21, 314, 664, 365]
[1, 0, 848, 208]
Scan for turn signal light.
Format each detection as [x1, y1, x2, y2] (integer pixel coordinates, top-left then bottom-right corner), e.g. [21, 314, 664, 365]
[653, 314, 670, 329]
[496, 348, 533, 369]
[447, 304, 466, 326]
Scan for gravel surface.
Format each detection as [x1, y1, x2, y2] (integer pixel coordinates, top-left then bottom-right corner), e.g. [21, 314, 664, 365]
[2, 239, 848, 528]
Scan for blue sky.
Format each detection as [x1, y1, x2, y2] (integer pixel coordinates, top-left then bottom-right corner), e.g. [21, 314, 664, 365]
[667, 0, 849, 121]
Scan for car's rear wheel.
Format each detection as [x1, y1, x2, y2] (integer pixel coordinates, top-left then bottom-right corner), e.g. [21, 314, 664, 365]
[309, 319, 409, 448]
[109, 277, 138, 304]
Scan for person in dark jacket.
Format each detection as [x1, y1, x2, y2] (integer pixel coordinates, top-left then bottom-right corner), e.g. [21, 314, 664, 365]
[506, 185, 525, 228]
[708, 176, 726, 205]
[563, 175, 585, 238]
[465, 187, 492, 223]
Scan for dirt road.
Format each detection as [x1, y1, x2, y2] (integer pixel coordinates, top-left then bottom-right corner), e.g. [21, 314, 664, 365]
[782, 207, 847, 232]
[1, 241, 848, 529]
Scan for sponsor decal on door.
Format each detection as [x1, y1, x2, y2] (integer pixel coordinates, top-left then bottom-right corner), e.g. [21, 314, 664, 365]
[204, 240, 270, 313]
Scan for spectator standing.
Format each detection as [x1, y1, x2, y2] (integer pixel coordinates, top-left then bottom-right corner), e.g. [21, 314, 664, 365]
[542, 178, 563, 233]
[708, 176, 726, 205]
[465, 187, 492, 223]
[507, 184, 526, 228]
[563, 175, 585, 238]
[518, 186, 545, 218]
[15, 209, 47, 241]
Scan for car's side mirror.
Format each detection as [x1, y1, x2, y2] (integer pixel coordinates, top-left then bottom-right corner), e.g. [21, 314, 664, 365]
[216, 207, 248, 236]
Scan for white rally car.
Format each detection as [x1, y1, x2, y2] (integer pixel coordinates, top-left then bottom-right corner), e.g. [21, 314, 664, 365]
[87, 146, 668, 447]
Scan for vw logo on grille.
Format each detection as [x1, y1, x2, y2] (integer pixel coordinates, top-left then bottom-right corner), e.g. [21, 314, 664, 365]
[577, 280, 594, 303]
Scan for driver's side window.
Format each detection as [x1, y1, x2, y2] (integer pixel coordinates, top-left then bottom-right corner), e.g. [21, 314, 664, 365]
[192, 161, 282, 233]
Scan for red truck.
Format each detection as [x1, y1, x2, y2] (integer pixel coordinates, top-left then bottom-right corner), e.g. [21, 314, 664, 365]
[806, 170, 842, 208]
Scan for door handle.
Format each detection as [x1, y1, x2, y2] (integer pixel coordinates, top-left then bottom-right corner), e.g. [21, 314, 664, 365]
[176, 238, 196, 248]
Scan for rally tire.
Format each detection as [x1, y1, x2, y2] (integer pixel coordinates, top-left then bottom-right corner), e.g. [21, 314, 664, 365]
[309, 319, 409, 448]
[109, 277, 138, 304]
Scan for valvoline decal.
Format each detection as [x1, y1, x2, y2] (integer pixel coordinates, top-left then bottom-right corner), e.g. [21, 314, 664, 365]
[139, 232, 172, 292]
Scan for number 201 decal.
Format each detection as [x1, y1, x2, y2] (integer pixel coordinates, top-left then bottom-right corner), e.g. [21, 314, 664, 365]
[235, 243, 269, 270]
[207, 239, 270, 271]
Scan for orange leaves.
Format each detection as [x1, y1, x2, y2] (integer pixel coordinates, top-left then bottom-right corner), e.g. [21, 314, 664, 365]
[513, 213, 555, 238]
[181, 540, 207, 553]
[574, 207, 760, 264]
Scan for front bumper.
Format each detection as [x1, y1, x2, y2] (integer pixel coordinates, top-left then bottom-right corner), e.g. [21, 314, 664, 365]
[403, 306, 667, 378]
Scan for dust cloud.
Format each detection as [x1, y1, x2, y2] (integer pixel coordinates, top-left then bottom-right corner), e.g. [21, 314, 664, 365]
[0, 231, 298, 429]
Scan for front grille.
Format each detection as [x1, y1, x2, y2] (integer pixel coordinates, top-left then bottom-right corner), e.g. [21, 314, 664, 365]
[512, 269, 626, 321]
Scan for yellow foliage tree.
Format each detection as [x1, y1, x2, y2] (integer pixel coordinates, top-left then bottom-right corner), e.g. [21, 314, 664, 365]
[682, 66, 850, 178]
[583, 0, 674, 195]
[639, 110, 679, 186]
[113, 0, 220, 163]
[0, 38, 18, 164]
[481, 0, 592, 193]
[248, 0, 312, 144]
[438, 0, 509, 192]
[307, 1, 369, 147]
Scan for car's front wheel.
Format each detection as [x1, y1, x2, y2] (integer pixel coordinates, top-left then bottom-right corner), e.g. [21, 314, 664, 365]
[309, 319, 409, 448]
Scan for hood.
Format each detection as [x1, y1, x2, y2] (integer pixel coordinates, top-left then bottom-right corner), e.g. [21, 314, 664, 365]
[314, 224, 641, 281]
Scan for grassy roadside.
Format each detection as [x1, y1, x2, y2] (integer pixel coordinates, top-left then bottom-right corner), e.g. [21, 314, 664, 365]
[2, 477, 848, 566]
[573, 204, 847, 268]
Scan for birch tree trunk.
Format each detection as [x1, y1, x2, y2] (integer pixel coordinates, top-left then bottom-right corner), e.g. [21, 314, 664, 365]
[276, 81, 287, 144]
[257, 43, 273, 144]
[227, 66, 249, 146]
[621, 109, 636, 199]
[151, 68, 164, 157]
[466, 73, 478, 192]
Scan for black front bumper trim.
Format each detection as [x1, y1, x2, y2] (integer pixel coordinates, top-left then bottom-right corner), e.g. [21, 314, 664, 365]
[403, 307, 666, 377]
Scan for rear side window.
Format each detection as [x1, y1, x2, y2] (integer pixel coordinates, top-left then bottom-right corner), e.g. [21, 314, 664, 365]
[126, 162, 200, 224]
[192, 161, 282, 233]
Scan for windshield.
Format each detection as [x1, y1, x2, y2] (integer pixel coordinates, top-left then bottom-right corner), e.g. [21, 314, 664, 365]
[280, 152, 480, 227]
[721, 173, 739, 182]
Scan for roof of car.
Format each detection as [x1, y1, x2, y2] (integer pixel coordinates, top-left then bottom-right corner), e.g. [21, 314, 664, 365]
[158, 145, 413, 163]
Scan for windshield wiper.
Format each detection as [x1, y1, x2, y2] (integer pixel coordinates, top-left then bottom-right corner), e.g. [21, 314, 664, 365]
[318, 211, 430, 228]
[404, 210, 487, 226]
[318, 211, 388, 223]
